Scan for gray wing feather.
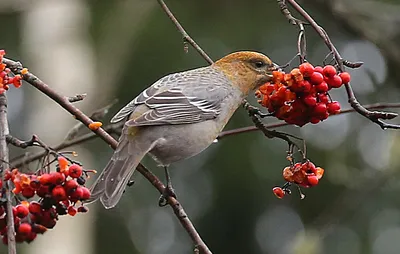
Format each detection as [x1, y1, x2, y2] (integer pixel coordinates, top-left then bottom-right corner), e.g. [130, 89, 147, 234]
[111, 67, 233, 126]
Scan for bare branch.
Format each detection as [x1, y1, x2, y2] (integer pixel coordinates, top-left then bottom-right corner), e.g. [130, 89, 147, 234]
[67, 93, 87, 103]
[281, 0, 400, 129]
[0, 93, 16, 253]
[157, 0, 213, 65]
[218, 102, 400, 140]
[2, 57, 211, 254]
[64, 99, 118, 141]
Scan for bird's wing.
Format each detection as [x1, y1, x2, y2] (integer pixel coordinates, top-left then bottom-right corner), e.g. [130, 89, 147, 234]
[110, 67, 234, 126]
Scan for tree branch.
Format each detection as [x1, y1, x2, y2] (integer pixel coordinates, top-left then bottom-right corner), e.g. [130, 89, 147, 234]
[0, 93, 16, 253]
[2, 58, 211, 254]
[157, 0, 213, 65]
[217, 102, 400, 140]
[278, 0, 400, 129]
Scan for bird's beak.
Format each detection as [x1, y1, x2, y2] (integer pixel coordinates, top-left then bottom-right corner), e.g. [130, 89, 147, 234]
[265, 62, 281, 81]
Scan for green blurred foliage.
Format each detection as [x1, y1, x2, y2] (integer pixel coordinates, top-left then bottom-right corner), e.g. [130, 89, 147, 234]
[1, 0, 400, 253]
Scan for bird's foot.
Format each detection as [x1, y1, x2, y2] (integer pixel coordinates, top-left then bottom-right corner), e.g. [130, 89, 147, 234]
[158, 185, 177, 207]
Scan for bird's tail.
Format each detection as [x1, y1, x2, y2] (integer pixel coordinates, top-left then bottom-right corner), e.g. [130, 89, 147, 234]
[87, 133, 151, 209]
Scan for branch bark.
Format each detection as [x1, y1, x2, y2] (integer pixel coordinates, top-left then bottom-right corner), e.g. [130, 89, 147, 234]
[157, 0, 213, 65]
[2, 58, 211, 254]
[0, 93, 16, 254]
[279, 0, 400, 129]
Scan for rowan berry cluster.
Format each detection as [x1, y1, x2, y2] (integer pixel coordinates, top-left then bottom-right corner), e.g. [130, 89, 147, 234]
[272, 161, 324, 199]
[255, 63, 351, 126]
[0, 156, 93, 244]
[0, 50, 26, 94]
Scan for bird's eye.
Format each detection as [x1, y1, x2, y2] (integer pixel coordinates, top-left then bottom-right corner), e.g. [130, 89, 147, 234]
[254, 61, 266, 68]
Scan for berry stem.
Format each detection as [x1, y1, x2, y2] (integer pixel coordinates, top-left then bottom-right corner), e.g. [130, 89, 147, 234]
[243, 100, 306, 159]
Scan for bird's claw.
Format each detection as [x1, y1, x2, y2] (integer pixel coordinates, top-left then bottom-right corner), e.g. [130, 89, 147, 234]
[158, 185, 177, 207]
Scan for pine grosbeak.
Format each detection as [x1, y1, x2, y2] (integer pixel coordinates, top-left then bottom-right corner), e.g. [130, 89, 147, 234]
[90, 51, 277, 208]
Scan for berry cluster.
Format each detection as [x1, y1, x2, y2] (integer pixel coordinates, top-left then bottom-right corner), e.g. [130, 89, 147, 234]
[0, 50, 26, 94]
[272, 161, 324, 199]
[255, 63, 351, 126]
[0, 157, 93, 244]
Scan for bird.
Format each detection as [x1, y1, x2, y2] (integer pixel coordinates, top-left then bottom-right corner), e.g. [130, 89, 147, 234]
[88, 51, 278, 209]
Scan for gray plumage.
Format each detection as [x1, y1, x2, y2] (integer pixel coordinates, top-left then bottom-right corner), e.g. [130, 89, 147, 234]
[88, 66, 243, 208]
[88, 51, 275, 209]
[110, 67, 233, 125]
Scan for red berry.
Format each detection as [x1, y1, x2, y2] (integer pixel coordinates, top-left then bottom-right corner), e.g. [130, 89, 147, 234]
[303, 161, 317, 174]
[309, 72, 324, 85]
[38, 174, 52, 185]
[307, 175, 319, 186]
[272, 187, 285, 199]
[50, 172, 66, 185]
[25, 232, 37, 243]
[29, 179, 41, 189]
[36, 185, 50, 198]
[299, 63, 314, 77]
[41, 219, 56, 229]
[302, 80, 312, 93]
[52, 185, 67, 201]
[15, 205, 29, 218]
[77, 206, 89, 213]
[63, 179, 79, 194]
[68, 206, 77, 216]
[18, 223, 32, 235]
[21, 187, 35, 198]
[327, 101, 341, 115]
[323, 65, 337, 77]
[339, 72, 351, 83]
[69, 187, 83, 202]
[29, 201, 42, 214]
[80, 187, 91, 200]
[32, 224, 47, 234]
[0, 179, 2, 189]
[315, 82, 329, 93]
[326, 75, 342, 88]
[68, 164, 83, 178]
[314, 66, 323, 73]
[303, 95, 317, 107]
[314, 103, 327, 116]
[317, 94, 329, 104]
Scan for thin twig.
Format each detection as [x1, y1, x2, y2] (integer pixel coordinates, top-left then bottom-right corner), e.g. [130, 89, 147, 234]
[157, 0, 213, 65]
[64, 99, 118, 141]
[283, 0, 399, 129]
[67, 93, 87, 103]
[2, 58, 210, 254]
[11, 123, 123, 168]
[11, 101, 400, 167]
[243, 101, 306, 158]
[217, 102, 400, 140]
[0, 93, 16, 253]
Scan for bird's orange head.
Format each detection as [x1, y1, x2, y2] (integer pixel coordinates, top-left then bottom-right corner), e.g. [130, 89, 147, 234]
[214, 51, 278, 95]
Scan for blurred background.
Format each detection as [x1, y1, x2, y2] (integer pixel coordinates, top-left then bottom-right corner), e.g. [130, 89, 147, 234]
[1, 0, 400, 253]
